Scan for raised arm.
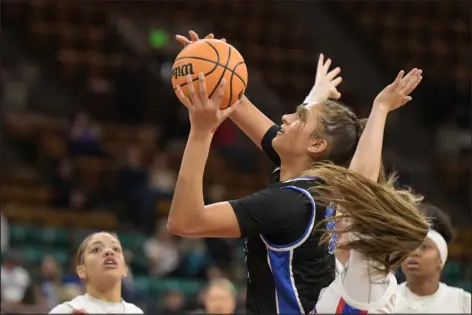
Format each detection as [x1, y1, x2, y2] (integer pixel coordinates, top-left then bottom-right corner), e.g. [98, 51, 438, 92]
[335, 69, 423, 266]
[175, 31, 341, 153]
[349, 68, 423, 180]
[167, 73, 306, 239]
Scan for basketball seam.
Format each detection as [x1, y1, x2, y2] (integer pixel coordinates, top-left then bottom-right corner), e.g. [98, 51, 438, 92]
[227, 61, 246, 108]
[208, 42, 232, 99]
[173, 41, 221, 90]
[175, 56, 246, 87]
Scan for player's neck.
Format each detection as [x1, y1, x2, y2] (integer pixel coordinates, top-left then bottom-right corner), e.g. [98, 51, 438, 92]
[407, 276, 440, 296]
[86, 282, 122, 303]
[280, 159, 307, 181]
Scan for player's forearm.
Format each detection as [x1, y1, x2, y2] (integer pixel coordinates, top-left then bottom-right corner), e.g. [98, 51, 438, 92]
[229, 95, 274, 150]
[167, 130, 212, 235]
[349, 105, 389, 181]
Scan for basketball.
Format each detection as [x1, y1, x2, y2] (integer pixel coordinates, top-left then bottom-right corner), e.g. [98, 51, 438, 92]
[172, 39, 248, 109]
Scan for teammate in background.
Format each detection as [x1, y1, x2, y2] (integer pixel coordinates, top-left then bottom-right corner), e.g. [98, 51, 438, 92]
[396, 203, 471, 313]
[49, 232, 143, 314]
[168, 33, 424, 313]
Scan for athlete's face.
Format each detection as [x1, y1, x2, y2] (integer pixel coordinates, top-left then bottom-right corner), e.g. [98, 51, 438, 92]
[204, 285, 236, 314]
[77, 232, 127, 284]
[401, 237, 442, 280]
[272, 103, 328, 161]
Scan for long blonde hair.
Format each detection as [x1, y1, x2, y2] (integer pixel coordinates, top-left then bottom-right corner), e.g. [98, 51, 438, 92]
[303, 163, 429, 274]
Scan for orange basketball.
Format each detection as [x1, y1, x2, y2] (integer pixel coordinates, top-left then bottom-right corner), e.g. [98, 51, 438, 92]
[172, 39, 248, 109]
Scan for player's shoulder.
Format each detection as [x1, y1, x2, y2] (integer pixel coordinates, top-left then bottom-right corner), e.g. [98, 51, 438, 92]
[49, 294, 87, 313]
[48, 301, 75, 314]
[122, 299, 144, 314]
[440, 282, 471, 297]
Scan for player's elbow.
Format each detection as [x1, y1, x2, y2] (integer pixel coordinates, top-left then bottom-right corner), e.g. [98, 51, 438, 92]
[167, 219, 186, 236]
[167, 218, 198, 237]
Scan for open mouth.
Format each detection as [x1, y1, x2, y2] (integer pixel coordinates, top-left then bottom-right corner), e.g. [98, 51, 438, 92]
[277, 126, 284, 135]
[103, 257, 118, 267]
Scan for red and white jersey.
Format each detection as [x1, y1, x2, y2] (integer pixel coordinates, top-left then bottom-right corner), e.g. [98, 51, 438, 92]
[314, 252, 400, 314]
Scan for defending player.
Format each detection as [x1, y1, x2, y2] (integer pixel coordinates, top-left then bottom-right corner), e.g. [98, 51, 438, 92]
[49, 232, 143, 314]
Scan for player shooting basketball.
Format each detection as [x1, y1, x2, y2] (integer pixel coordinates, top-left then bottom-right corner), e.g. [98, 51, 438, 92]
[169, 31, 426, 314]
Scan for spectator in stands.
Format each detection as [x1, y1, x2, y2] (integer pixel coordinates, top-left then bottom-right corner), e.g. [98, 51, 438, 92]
[0, 251, 31, 304]
[68, 111, 102, 156]
[117, 145, 148, 226]
[0, 212, 8, 253]
[62, 260, 82, 287]
[50, 158, 75, 208]
[148, 152, 176, 198]
[37, 255, 62, 309]
[236, 287, 247, 313]
[121, 249, 138, 304]
[203, 184, 235, 273]
[199, 278, 237, 314]
[151, 289, 184, 314]
[141, 151, 177, 233]
[113, 57, 148, 125]
[68, 189, 90, 212]
[143, 220, 180, 278]
[179, 239, 212, 279]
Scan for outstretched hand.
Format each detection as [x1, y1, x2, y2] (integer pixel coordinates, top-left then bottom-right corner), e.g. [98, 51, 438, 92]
[374, 68, 423, 112]
[305, 53, 342, 103]
[175, 30, 226, 47]
[175, 73, 239, 136]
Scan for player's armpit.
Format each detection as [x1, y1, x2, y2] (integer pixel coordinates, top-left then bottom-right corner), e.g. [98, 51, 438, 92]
[168, 202, 242, 238]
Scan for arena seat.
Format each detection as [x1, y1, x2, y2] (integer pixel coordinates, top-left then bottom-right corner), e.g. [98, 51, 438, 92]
[443, 261, 462, 279]
[134, 276, 205, 297]
[4, 167, 39, 187]
[9, 224, 70, 247]
[16, 246, 70, 267]
[334, 2, 470, 86]
[118, 233, 149, 253]
[1, 185, 51, 205]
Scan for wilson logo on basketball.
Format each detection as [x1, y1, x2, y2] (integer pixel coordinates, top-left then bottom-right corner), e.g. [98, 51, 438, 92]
[172, 63, 195, 79]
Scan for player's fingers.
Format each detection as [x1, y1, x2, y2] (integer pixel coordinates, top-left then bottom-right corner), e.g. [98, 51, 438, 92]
[317, 53, 324, 73]
[401, 96, 413, 106]
[204, 33, 215, 40]
[392, 70, 405, 88]
[175, 85, 192, 108]
[220, 38, 226, 42]
[175, 35, 192, 46]
[323, 58, 332, 73]
[186, 74, 200, 107]
[331, 76, 343, 87]
[404, 68, 418, 80]
[327, 67, 341, 80]
[189, 30, 200, 42]
[402, 75, 423, 96]
[211, 78, 226, 107]
[331, 91, 342, 100]
[198, 72, 208, 102]
[399, 68, 418, 87]
[221, 100, 241, 118]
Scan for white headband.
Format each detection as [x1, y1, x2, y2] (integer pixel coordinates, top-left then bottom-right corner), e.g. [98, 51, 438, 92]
[427, 230, 448, 267]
